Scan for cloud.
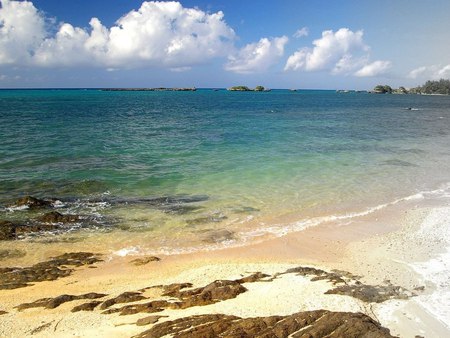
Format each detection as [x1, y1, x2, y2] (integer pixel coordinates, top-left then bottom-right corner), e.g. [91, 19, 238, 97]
[293, 27, 309, 38]
[225, 36, 288, 74]
[0, 0, 236, 69]
[354, 60, 392, 77]
[408, 64, 450, 80]
[0, 0, 46, 64]
[284, 28, 390, 77]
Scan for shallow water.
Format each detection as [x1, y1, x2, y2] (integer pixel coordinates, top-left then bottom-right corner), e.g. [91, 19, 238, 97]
[1, 89, 450, 255]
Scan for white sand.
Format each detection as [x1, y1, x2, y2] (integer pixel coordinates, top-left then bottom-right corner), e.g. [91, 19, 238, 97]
[1, 200, 450, 337]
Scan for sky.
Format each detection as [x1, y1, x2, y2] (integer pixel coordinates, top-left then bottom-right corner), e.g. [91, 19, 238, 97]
[0, 0, 449, 89]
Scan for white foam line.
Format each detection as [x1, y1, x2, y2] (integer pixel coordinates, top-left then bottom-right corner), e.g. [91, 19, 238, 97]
[112, 183, 450, 258]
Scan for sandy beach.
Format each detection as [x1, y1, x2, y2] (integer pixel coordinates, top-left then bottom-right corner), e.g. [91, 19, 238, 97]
[1, 196, 449, 337]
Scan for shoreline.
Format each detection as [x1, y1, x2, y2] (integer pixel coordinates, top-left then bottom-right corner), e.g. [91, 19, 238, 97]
[1, 197, 449, 337]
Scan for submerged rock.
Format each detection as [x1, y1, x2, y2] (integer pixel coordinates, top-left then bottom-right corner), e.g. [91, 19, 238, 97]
[0, 211, 81, 241]
[36, 211, 80, 224]
[0, 220, 16, 240]
[9, 196, 53, 209]
[0, 220, 60, 240]
[201, 229, 235, 243]
[186, 213, 227, 226]
[133, 311, 396, 338]
[159, 204, 202, 215]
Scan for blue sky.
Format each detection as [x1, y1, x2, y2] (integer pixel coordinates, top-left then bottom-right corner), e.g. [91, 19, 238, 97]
[1, 0, 449, 89]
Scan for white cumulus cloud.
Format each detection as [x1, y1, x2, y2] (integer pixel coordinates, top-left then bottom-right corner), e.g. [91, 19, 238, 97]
[225, 36, 288, 74]
[408, 64, 450, 80]
[354, 60, 392, 77]
[0, 0, 236, 69]
[0, 0, 46, 64]
[284, 28, 390, 77]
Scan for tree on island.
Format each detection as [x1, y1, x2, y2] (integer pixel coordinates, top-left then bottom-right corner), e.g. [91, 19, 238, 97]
[373, 85, 393, 94]
[419, 79, 450, 95]
[371, 78, 450, 95]
[227, 85, 266, 91]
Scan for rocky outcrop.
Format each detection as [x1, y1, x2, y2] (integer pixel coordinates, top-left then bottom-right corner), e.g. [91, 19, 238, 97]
[100, 292, 147, 310]
[0, 212, 80, 241]
[8, 196, 54, 209]
[134, 311, 396, 338]
[7, 263, 404, 337]
[326, 282, 413, 303]
[16, 293, 107, 311]
[71, 301, 103, 312]
[166, 279, 247, 309]
[0, 252, 102, 289]
[0, 221, 53, 241]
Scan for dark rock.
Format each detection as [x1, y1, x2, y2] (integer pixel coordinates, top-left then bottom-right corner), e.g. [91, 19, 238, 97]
[0, 219, 60, 241]
[325, 284, 412, 303]
[281, 266, 413, 303]
[106, 300, 170, 316]
[9, 196, 53, 209]
[109, 278, 250, 316]
[130, 256, 161, 266]
[133, 311, 396, 338]
[0, 252, 102, 289]
[30, 321, 53, 335]
[16, 292, 107, 311]
[100, 292, 147, 310]
[36, 211, 80, 224]
[166, 280, 247, 309]
[14, 223, 60, 236]
[235, 272, 271, 284]
[161, 283, 193, 296]
[0, 220, 16, 240]
[136, 315, 167, 326]
[0, 310, 7, 315]
[71, 301, 102, 312]
[281, 266, 346, 285]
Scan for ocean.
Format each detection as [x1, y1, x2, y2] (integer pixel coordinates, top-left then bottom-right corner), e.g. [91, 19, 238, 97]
[1, 89, 450, 255]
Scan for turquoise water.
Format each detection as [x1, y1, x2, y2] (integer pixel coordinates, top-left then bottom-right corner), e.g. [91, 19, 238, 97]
[1, 89, 450, 253]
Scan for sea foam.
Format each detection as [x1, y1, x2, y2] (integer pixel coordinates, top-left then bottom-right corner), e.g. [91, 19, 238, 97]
[408, 207, 450, 330]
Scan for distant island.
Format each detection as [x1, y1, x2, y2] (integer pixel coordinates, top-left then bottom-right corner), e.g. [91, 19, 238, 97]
[227, 85, 270, 92]
[101, 87, 196, 92]
[371, 79, 450, 95]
